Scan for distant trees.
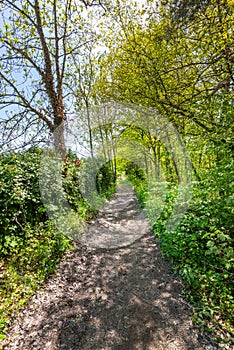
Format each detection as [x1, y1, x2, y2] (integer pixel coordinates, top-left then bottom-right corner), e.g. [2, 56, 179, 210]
[0, 0, 233, 341]
[95, 0, 233, 179]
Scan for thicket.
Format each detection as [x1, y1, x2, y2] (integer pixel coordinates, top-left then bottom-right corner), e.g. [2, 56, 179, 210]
[0, 148, 116, 341]
[95, 1, 234, 346]
[115, 116, 233, 346]
[130, 144, 234, 346]
[96, 161, 117, 199]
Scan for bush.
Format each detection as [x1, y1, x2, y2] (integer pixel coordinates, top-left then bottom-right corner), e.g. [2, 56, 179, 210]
[0, 148, 101, 340]
[0, 221, 72, 339]
[96, 161, 116, 199]
[130, 159, 233, 344]
[152, 182, 234, 342]
[0, 149, 47, 256]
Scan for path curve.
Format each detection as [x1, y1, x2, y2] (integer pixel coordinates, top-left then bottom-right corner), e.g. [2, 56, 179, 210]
[1, 184, 217, 350]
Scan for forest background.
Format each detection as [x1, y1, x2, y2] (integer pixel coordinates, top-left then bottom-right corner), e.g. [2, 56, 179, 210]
[0, 0, 233, 347]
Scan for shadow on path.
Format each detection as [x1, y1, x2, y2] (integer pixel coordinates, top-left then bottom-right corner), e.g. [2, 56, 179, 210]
[3, 185, 217, 350]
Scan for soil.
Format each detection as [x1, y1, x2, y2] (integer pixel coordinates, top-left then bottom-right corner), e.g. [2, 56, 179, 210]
[1, 184, 218, 350]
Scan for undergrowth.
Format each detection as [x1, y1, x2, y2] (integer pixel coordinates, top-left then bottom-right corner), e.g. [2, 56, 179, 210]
[132, 178, 234, 348]
[0, 149, 116, 342]
[0, 222, 72, 341]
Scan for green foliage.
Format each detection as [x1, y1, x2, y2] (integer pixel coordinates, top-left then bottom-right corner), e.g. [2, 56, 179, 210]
[124, 161, 146, 182]
[94, 1, 234, 345]
[0, 148, 47, 255]
[0, 148, 112, 340]
[117, 159, 147, 206]
[152, 179, 234, 343]
[0, 221, 72, 339]
[62, 159, 94, 220]
[96, 161, 116, 200]
[129, 140, 234, 344]
[129, 178, 148, 208]
[0, 148, 89, 255]
[0, 0, 233, 347]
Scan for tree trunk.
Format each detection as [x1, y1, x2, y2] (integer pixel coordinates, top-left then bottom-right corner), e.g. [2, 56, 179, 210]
[53, 116, 67, 160]
[35, 0, 67, 160]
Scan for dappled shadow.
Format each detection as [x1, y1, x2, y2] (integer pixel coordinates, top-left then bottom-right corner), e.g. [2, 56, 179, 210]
[52, 237, 216, 350]
[81, 184, 150, 249]
[3, 185, 217, 350]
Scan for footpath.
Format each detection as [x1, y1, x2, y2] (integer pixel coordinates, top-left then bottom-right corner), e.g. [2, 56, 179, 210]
[2, 184, 217, 350]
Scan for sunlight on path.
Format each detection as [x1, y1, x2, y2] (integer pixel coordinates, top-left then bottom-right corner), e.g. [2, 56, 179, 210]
[2, 184, 217, 350]
[81, 184, 151, 249]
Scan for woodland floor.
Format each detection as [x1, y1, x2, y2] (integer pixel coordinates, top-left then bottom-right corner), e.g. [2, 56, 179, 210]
[1, 184, 218, 350]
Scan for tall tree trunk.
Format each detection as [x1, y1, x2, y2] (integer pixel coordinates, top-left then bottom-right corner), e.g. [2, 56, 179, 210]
[35, 0, 67, 159]
[53, 114, 67, 159]
[85, 99, 94, 160]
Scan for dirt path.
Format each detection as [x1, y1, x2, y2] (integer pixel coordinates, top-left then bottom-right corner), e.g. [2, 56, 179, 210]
[2, 184, 217, 350]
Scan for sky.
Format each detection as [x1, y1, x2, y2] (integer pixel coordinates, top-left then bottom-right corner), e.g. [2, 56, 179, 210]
[0, 0, 157, 153]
